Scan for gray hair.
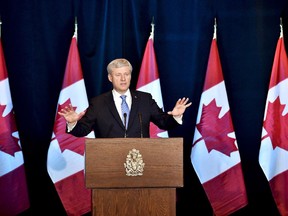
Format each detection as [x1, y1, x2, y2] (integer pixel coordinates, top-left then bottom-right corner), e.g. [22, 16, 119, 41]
[107, 58, 133, 74]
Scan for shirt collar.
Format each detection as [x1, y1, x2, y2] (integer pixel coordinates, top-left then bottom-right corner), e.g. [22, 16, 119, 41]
[112, 89, 131, 98]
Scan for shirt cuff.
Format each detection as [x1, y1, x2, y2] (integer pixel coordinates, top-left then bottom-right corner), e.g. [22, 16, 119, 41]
[67, 122, 77, 132]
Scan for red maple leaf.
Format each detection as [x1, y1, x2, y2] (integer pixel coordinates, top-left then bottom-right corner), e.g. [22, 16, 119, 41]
[52, 99, 85, 155]
[263, 97, 288, 150]
[0, 104, 21, 156]
[196, 99, 238, 156]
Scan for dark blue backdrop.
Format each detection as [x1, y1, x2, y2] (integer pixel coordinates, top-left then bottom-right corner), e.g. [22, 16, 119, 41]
[0, 0, 288, 215]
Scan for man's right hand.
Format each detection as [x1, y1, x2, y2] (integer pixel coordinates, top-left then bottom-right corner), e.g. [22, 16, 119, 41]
[58, 103, 85, 124]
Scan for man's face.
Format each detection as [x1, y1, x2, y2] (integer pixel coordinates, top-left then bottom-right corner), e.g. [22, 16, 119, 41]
[108, 66, 131, 94]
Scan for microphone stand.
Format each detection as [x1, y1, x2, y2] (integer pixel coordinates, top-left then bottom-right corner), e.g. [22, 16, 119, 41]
[138, 113, 143, 138]
[123, 113, 127, 138]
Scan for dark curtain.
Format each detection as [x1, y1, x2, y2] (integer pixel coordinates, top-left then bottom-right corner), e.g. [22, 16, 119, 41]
[0, 0, 287, 215]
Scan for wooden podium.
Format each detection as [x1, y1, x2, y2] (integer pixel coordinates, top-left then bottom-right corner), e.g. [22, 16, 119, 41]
[85, 138, 183, 216]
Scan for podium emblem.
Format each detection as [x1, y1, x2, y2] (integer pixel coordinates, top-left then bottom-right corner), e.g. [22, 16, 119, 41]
[124, 148, 145, 176]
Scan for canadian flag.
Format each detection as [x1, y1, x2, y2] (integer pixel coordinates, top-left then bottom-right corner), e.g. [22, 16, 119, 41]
[0, 38, 30, 215]
[136, 22, 168, 138]
[259, 24, 288, 215]
[47, 25, 95, 215]
[191, 26, 247, 215]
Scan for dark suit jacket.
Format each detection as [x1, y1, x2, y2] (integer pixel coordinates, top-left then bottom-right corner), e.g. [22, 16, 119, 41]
[68, 90, 180, 138]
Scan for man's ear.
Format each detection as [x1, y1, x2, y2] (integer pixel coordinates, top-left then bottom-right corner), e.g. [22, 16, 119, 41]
[108, 74, 112, 82]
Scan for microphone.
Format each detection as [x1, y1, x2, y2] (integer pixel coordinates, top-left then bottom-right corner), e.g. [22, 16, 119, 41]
[123, 113, 127, 138]
[138, 113, 143, 138]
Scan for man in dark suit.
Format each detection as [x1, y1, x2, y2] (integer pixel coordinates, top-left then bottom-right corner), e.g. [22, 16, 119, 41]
[58, 58, 192, 138]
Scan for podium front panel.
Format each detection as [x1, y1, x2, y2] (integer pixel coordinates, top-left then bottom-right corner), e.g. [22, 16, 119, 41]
[85, 138, 183, 189]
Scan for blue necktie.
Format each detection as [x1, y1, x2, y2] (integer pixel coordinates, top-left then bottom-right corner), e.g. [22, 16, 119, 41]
[120, 95, 129, 128]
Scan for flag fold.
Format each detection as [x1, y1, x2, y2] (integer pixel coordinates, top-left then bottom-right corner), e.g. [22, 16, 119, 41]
[191, 37, 248, 216]
[259, 26, 288, 216]
[0, 38, 30, 216]
[136, 22, 168, 138]
[47, 33, 95, 216]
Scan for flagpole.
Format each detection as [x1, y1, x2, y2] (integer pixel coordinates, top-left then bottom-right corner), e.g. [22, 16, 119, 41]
[0, 17, 30, 215]
[259, 15, 288, 216]
[47, 17, 93, 215]
[136, 17, 169, 138]
[191, 17, 248, 215]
